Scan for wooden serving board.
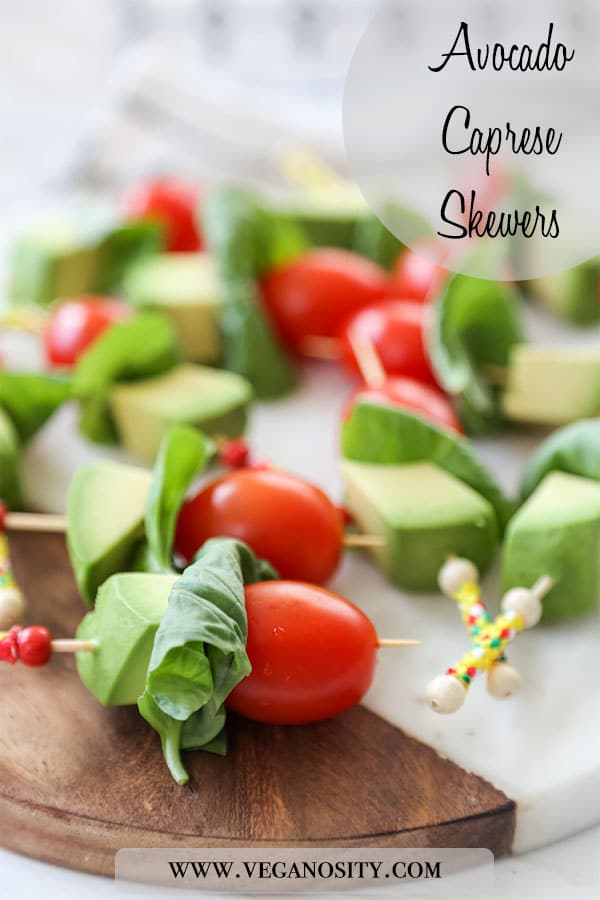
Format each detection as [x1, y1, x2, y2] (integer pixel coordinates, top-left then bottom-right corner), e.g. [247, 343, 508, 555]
[0, 531, 515, 875]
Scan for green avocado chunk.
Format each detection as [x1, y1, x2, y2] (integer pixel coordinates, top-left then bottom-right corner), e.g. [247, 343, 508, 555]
[528, 257, 599, 326]
[67, 461, 153, 605]
[502, 345, 600, 426]
[110, 364, 252, 464]
[341, 460, 499, 591]
[76, 572, 177, 706]
[9, 217, 162, 307]
[0, 408, 22, 510]
[124, 253, 223, 363]
[503, 472, 600, 621]
[268, 185, 369, 249]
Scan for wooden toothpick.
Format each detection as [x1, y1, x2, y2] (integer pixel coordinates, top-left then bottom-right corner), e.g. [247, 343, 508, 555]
[377, 638, 421, 648]
[343, 533, 386, 549]
[5, 512, 67, 533]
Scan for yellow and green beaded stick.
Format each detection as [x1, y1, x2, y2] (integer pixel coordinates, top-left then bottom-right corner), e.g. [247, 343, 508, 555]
[426, 557, 554, 714]
[0, 520, 26, 630]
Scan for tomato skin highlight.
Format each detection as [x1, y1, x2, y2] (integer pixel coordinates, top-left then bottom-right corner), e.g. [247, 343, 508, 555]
[387, 244, 447, 304]
[343, 377, 463, 434]
[44, 296, 129, 367]
[227, 581, 378, 724]
[338, 300, 439, 388]
[261, 248, 388, 353]
[175, 469, 344, 584]
[120, 178, 203, 252]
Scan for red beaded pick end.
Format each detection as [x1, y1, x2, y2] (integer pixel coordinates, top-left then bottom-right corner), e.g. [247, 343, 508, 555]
[218, 438, 251, 469]
[0, 626, 52, 667]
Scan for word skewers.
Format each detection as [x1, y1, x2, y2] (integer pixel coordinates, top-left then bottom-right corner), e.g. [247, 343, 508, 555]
[426, 557, 554, 714]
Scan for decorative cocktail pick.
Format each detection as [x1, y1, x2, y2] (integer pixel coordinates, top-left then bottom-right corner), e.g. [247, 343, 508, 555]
[426, 557, 554, 714]
[0, 625, 97, 667]
[0, 506, 26, 629]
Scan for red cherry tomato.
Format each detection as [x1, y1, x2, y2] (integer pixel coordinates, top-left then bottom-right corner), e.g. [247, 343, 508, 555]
[120, 178, 203, 252]
[261, 249, 388, 353]
[387, 244, 447, 304]
[17, 626, 52, 667]
[343, 377, 463, 434]
[175, 469, 344, 584]
[44, 296, 130, 368]
[227, 581, 378, 724]
[338, 300, 439, 388]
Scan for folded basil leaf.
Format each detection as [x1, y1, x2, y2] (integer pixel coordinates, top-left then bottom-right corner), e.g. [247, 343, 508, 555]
[203, 187, 300, 398]
[145, 425, 215, 571]
[520, 420, 600, 500]
[429, 273, 523, 433]
[73, 311, 180, 444]
[138, 538, 277, 784]
[0, 371, 71, 444]
[219, 278, 297, 398]
[95, 220, 164, 293]
[352, 213, 405, 270]
[342, 399, 514, 530]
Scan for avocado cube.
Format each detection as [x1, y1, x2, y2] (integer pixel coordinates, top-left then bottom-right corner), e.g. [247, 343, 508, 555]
[110, 364, 252, 465]
[341, 460, 499, 592]
[10, 221, 100, 306]
[528, 258, 599, 326]
[76, 572, 177, 706]
[503, 472, 600, 621]
[268, 185, 369, 249]
[0, 408, 22, 511]
[124, 253, 223, 363]
[67, 461, 152, 606]
[502, 345, 600, 426]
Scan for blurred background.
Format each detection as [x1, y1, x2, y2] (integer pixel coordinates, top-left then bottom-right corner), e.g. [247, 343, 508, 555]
[1, 0, 386, 203]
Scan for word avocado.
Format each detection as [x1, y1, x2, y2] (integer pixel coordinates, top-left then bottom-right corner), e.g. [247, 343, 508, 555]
[429, 22, 575, 74]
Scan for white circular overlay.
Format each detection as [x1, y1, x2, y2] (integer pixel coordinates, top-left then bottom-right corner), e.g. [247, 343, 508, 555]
[343, 0, 600, 280]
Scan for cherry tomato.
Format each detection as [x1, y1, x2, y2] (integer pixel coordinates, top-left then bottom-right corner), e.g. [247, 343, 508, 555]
[120, 178, 203, 252]
[227, 581, 378, 724]
[175, 469, 343, 583]
[44, 296, 129, 368]
[261, 249, 388, 353]
[338, 300, 439, 388]
[343, 376, 463, 434]
[387, 244, 447, 304]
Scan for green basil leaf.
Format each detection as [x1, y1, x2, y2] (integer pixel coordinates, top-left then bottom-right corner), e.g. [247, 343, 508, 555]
[145, 425, 215, 571]
[0, 371, 71, 444]
[219, 278, 297, 398]
[0, 407, 23, 510]
[73, 312, 180, 444]
[138, 538, 277, 784]
[429, 273, 523, 433]
[342, 398, 514, 530]
[203, 187, 299, 398]
[95, 220, 164, 293]
[520, 420, 600, 500]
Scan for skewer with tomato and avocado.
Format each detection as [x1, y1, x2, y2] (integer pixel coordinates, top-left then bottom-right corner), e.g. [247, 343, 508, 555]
[0, 537, 418, 786]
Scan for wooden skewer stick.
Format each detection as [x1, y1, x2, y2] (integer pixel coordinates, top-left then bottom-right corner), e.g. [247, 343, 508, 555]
[377, 638, 421, 648]
[348, 332, 387, 389]
[300, 335, 340, 361]
[51, 639, 98, 653]
[531, 575, 555, 601]
[343, 533, 386, 549]
[5, 512, 67, 533]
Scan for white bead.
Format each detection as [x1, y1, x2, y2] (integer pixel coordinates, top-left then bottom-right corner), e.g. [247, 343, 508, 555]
[0, 588, 26, 630]
[426, 674, 466, 714]
[487, 662, 523, 699]
[438, 558, 479, 597]
[501, 587, 542, 629]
